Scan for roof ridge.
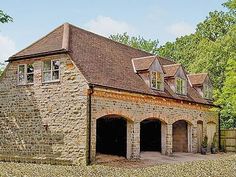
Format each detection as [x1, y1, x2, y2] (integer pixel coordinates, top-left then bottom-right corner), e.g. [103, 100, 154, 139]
[188, 73, 208, 76]
[69, 23, 155, 56]
[163, 63, 181, 67]
[11, 24, 64, 58]
[132, 55, 155, 60]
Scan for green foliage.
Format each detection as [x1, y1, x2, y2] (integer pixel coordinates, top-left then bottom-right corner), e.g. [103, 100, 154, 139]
[201, 136, 208, 148]
[223, 0, 236, 12]
[216, 57, 236, 128]
[109, 32, 159, 55]
[196, 11, 235, 41]
[0, 10, 13, 24]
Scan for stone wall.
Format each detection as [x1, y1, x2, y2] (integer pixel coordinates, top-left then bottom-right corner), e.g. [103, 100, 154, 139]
[0, 54, 89, 165]
[90, 88, 219, 162]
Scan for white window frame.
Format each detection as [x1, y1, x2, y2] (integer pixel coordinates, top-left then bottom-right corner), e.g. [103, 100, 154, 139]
[150, 71, 163, 91]
[42, 59, 60, 83]
[176, 77, 187, 95]
[17, 64, 34, 85]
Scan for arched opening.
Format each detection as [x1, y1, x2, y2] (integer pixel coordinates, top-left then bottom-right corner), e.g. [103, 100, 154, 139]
[197, 120, 203, 152]
[96, 115, 127, 157]
[172, 120, 189, 152]
[207, 122, 217, 150]
[140, 119, 162, 152]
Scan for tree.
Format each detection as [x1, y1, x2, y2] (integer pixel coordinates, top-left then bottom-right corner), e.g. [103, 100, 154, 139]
[223, 0, 236, 12]
[196, 11, 235, 41]
[0, 10, 13, 24]
[109, 32, 159, 55]
[216, 58, 236, 128]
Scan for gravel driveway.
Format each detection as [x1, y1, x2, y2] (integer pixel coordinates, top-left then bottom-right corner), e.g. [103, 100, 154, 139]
[0, 153, 235, 177]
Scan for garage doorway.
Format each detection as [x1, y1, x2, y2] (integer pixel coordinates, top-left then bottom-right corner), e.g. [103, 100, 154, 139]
[140, 119, 162, 152]
[96, 115, 127, 157]
[173, 120, 188, 152]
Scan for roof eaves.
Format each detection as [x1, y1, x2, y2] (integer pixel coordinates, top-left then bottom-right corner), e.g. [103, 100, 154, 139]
[6, 49, 69, 62]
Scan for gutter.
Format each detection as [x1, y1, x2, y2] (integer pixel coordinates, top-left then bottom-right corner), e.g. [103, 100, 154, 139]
[87, 84, 94, 165]
[6, 49, 69, 62]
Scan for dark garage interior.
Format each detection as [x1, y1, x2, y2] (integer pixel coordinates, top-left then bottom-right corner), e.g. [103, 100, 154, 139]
[96, 116, 127, 157]
[140, 119, 162, 152]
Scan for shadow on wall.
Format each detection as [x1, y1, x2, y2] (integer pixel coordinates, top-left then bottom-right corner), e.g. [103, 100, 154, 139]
[0, 85, 68, 164]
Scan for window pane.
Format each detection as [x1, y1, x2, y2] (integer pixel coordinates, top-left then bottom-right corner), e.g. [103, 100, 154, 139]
[156, 72, 161, 81]
[52, 71, 59, 80]
[27, 64, 34, 73]
[43, 71, 51, 82]
[27, 74, 34, 83]
[156, 82, 161, 90]
[43, 61, 51, 71]
[151, 72, 156, 88]
[52, 60, 60, 70]
[18, 65, 25, 83]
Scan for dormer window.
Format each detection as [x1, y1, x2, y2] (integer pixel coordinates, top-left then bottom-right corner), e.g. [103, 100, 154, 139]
[151, 71, 163, 90]
[176, 77, 186, 95]
[203, 84, 212, 99]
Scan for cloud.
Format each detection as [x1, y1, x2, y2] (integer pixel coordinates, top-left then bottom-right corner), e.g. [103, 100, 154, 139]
[167, 22, 195, 37]
[85, 16, 136, 36]
[0, 34, 16, 64]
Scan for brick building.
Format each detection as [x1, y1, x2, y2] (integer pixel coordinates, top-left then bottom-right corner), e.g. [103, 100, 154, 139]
[0, 23, 218, 165]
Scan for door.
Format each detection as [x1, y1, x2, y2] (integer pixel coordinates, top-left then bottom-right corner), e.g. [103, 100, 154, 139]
[197, 121, 203, 152]
[207, 122, 216, 150]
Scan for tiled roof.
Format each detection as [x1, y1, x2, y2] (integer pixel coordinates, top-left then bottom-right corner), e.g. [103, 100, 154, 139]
[9, 23, 213, 106]
[163, 64, 181, 77]
[188, 73, 208, 86]
[132, 56, 156, 72]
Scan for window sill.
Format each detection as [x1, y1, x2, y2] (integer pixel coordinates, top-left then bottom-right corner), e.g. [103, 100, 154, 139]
[17, 83, 34, 86]
[151, 87, 164, 92]
[42, 80, 60, 84]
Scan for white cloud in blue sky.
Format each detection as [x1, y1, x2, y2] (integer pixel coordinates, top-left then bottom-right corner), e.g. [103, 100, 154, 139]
[167, 22, 195, 37]
[0, 34, 16, 63]
[85, 16, 136, 36]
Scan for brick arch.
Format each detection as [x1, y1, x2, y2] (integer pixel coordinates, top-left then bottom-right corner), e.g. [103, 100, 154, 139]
[139, 113, 168, 124]
[140, 117, 168, 124]
[94, 109, 134, 122]
[207, 119, 218, 124]
[170, 116, 194, 125]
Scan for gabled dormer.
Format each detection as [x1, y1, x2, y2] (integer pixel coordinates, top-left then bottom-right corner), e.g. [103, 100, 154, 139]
[163, 64, 188, 95]
[132, 56, 164, 91]
[188, 73, 213, 100]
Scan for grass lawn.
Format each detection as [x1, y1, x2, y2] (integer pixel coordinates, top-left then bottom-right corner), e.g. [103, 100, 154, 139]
[0, 154, 235, 177]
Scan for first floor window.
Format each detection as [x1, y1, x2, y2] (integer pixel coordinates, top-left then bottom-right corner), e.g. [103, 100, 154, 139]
[203, 84, 213, 99]
[18, 64, 34, 85]
[176, 77, 186, 95]
[151, 71, 163, 90]
[43, 60, 60, 82]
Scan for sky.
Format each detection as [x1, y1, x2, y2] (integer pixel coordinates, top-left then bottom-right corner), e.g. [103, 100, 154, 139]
[0, 0, 226, 63]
